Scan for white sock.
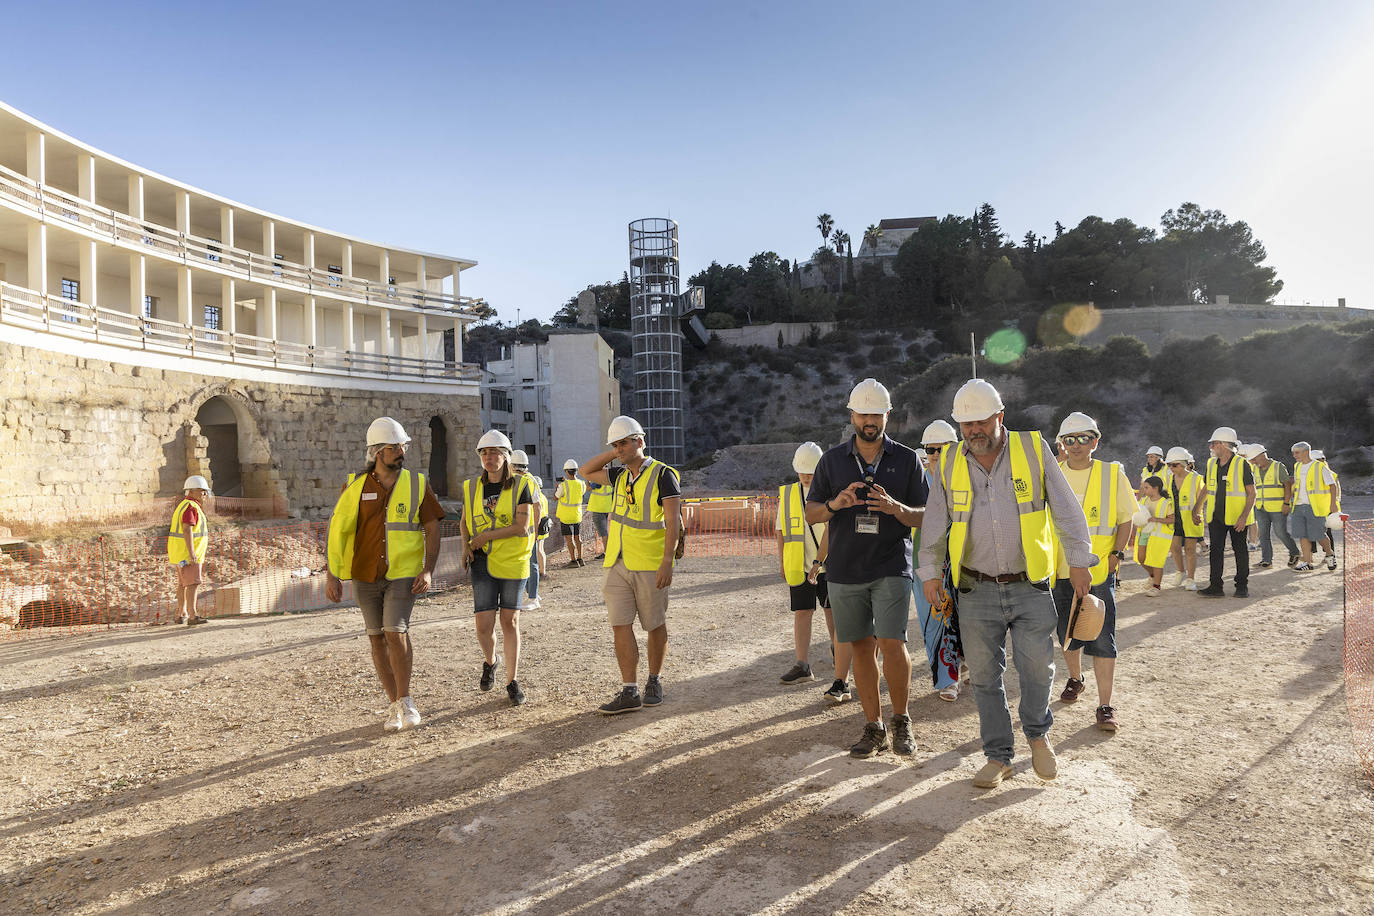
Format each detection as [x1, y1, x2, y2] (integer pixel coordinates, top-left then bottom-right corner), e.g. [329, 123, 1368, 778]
[624, 683, 638, 691]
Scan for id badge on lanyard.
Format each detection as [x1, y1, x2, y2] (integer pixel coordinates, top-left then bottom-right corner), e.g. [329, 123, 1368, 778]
[854, 454, 882, 536]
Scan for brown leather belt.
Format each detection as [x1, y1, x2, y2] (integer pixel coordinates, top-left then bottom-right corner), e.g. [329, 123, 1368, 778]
[962, 567, 1028, 584]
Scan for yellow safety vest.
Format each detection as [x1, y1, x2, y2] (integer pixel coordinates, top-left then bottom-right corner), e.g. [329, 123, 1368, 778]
[1171, 472, 1205, 537]
[1142, 497, 1174, 568]
[587, 482, 614, 514]
[1060, 459, 1120, 586]
[327, 470, 426, 580]
[557, 478, 587, 524]
[605, 459, 679, 572]
[167, 498, 208, 565]
[461, 474, 535, 578]
[1205, 453, 1251, 526]
[1332, 471, 1342, 514]
[1253, 461, 1285, 512]
[778, 481, 809, 586]
[1301, 461, 1333, 517]
[1139, 463, 1165, 489]
[939, 431, 1055, 588]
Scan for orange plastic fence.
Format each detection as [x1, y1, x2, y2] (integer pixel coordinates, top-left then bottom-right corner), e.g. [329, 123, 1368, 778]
[0, 494, 782, 639]
[1343, 518, 1373, 786]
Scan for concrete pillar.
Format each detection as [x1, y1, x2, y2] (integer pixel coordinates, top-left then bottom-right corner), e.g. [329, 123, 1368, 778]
[79, 240, 97, 309]
[307, 295, 317, 348]
[303, 231, 315, 272]
[77, 154, 96, 202]
[417, 312, 428, 361]
[451, 266, 461, 302]
[342, 240, 352, 277]
[130, 254, 146, 319]
[222, 277, 236, 336]
[378, 308, 390, 357]
[27, 223, 47, 295]
[25, 131, 45, 184]
[175, 189, 190, 237]
[454, 317, 464, 363]
[345, 302, 355, 351]
[263, 287, 278, 342]
[178, 266, 192, 326]
[220, 206, 235, 250]
[379, 249, 389, 286]
[417, 256, 427, 299]
[127, 175, 144, 220]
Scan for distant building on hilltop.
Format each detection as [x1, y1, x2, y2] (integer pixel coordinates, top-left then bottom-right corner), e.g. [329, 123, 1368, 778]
[799, 216, 937, 288]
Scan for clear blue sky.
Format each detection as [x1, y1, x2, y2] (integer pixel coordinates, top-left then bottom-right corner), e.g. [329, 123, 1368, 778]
[4, 0, 1371, 320]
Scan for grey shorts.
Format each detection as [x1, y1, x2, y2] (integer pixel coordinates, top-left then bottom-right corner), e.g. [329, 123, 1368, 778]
[1289, 505, 1328, 542]
[828, 576, 911, 643]
[354, 577, 417, 635]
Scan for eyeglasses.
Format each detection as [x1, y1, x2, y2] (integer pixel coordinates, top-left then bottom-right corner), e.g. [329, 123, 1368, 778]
[923, 446, 943, 455]
[1059, 434, 1097, 446]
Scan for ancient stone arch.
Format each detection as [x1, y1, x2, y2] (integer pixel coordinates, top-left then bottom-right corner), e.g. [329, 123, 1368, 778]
[182, 385, 284, 507]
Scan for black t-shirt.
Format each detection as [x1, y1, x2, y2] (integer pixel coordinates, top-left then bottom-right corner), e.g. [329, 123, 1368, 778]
[482, 478, 533, 515]
[607, 461, 681, 504]
[1213, 457, 1254, 523]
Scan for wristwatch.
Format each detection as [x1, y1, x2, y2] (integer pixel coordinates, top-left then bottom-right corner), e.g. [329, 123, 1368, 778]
[1110, 550, 1126, 560]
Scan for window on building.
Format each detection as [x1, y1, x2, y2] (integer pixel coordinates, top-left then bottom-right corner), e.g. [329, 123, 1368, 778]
[143, 296, 157, 319]
[522, 378, 534, 384]
[523, 411, 536, 422]
[490, 390, 512, 413]
[525, 444, 537, 455]
[608, 393, 612, 408]
[204, 305, 222, 342]
[59, 278, 80, 323]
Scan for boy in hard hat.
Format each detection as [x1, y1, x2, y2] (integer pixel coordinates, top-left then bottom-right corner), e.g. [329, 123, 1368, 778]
[1195, 428, 1256, 597]
[776, 441, 852, 701]
[167, 475, 213, 626]
[919, 379, 1096, 788]
[556, 459, 588, 568]
[806, 379, 928, 758]
[326, 417, 445, 731]
[580, 415, 682, 715]
[1052, 412, 1137, 734]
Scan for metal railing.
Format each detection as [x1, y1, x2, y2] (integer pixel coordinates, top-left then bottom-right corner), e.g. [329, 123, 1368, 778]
[0, 163, 489, 318]
[0, 282, 480, 382]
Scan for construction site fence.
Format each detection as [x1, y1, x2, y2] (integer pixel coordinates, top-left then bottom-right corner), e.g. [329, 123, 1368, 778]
[1, 494, 289, 537]
[0, 495, 783, 639]
[1343, 517, 1374, 787]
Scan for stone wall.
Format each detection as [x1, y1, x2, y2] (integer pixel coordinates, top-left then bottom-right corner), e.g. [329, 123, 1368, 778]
[0, 340, 481, 526]
[1081, 303, 1363, 353]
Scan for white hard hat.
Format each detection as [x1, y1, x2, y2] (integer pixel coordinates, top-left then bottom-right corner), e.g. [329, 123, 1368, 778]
[183, 475, 211, 492]
[475, 429, 513, 454]
[951, 379, 1004, 423]
[1327, 511, 1344, 529]
[792, 441, 824, 474]
[563, 458, 579, 471]
[1165, 446, 1191, 463]
[1056, 411, 1100, 440]
[921, 420, 958, 446]
[531, 475, 544, 488]
[847, 378, 893, 413]
[606, 415, 646, 445]
[1312, 449, 1326, 460]
[510, 449, 530, 467]
[1209, 426, 1240, 446]
[1146, 445, 1164, 457]
[1241, 443, 1265, 461]
[366, 417, 411, 447]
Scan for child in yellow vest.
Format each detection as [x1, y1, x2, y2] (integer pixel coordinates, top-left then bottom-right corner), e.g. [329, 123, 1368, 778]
[1134, 477, 1175, 597]
[167, 475, 212, 626]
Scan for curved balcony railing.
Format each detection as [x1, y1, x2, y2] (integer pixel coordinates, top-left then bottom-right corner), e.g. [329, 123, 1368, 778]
[0, 164, 488, 319]
[0, 281, 479, 383]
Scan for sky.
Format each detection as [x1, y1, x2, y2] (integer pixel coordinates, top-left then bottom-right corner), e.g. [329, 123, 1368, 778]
[3, 0, 1372, 322]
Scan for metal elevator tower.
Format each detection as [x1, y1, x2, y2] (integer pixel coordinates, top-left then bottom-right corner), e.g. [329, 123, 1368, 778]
[627, 218, 684, 467]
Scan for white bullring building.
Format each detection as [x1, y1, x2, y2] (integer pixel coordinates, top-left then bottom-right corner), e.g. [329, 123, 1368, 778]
[0, 100, 487, 523]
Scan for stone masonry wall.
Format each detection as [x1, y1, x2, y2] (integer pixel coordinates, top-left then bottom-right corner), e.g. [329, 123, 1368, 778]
[0, 341, 481, 526]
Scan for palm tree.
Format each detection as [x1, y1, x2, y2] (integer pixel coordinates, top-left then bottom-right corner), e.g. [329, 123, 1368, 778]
[863, 224, 883, 259]
[832, 229, 848, 256]
[816, 213, 833, 247]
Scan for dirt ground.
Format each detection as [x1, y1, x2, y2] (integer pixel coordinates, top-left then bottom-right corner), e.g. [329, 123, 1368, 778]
[2, 552, 1372, 915]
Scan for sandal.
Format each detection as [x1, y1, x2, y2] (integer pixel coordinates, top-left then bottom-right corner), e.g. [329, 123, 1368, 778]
[938, 683, 960, 702]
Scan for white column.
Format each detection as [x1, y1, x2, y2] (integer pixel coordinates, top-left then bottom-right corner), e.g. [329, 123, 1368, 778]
[220, 206, 235, 250]
[379, 249, 389, 286]
[417, 256, 427, 299]
[342, 240, 352, 277]
[127, 175, 144, 219]
[175, 189, 190, 237]
[452, 317, 463, 363]
[25, 131, 45, 184]
[77, 154, 95, 200]
[378, 308, 390, 357]
[27, 223, 47, 295]
[178, 266, 192, 326]
[303, 231, 315, 272]
[417, 312, 428, 361]
[344, 302, 355, 351]
[222, 277, 236, 336]
[77, 155, 97, 308]
[130, 255, 146, 319]
[451, 266, 461, 302]
[307, 294, 317, 348]
[263, 287, 278, 342]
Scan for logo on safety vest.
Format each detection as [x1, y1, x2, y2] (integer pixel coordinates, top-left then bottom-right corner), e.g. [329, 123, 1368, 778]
[1013, 478, 1028, 495]
[396, 502, 408, 518]
[1088, 506, 1099, 521]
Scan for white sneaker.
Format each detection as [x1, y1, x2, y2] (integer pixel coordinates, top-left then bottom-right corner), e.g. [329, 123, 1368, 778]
[400, 696, 421, 729]
[383, 701, 404, 732]
[521, 597, 541, 611]
[1168, 572, 1185, 588]
[1144, 584, 1161, 598]
[1182, 578, 1198, 591]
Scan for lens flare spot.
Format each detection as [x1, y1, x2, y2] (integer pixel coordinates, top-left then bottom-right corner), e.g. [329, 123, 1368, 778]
[1063, 303, 1103, 337]
[984, 328, 1027, 365]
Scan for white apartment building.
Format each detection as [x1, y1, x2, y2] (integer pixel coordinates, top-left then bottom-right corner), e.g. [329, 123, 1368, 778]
[0, 100, 488, 520]
[481, 329, 620, 482]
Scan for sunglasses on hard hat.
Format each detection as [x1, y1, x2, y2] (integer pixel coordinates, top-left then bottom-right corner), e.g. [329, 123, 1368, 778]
[1059, 434, 1096, 446]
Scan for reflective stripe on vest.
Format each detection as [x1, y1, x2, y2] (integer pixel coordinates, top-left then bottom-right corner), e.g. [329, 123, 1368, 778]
[1171, 472, 1205, 537]
[779, 482, 807, 587]
[1254, 461, 1286, 512]
[1142, 497, 1174, 567]
[605, 459, 678, 571]
[463, 474, 535, 578]
[1302, 461, 1333, 517]
[1205, 454, 1250, 526]
[327, 469, 426, 580]
[557, 478, 587, 524]
[939, 431, 1054, 588]
[167, 498, 208, 565]
[1062, 458, 1119, 586]
[587, 483, 614, 513]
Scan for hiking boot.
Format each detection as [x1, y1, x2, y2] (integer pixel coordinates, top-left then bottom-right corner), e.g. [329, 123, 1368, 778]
[1233, 585, 1249, 598]
[400, 696, 421, 729]
[643, 676, 663, 707]
[1095, 705, 1119, 732]
[383, 701, 404, 733]
[1060, 677, 1085, 704]
[889, 714, 916, 755]
[598, 686, 643, 715]
[849, 722, 889, 758]
[779, 661, 814, 684]
[823, 679, 850, 704]
[480, 661, 496, 692]
[973, 760, 1013, 788]
[1030, 741, 1058, 781]
[1196, 584, 1225, 597]
[507, 680, 526, 707]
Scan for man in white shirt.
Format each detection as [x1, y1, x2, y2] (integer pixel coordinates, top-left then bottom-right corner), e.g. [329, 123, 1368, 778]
[1290, 441, 1338, 571]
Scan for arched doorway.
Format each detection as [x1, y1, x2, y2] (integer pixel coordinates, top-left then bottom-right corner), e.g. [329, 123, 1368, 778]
[428, 415, 449, 497]
[196, 397, 243, 496]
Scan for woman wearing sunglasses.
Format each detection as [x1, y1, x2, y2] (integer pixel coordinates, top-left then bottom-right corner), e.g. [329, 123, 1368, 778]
[1165, 446, 1204, 590]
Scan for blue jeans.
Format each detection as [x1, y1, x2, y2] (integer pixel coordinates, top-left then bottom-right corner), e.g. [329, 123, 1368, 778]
[956, 578, 1057, 764]
[526, 550, 540, 599]
[1255, 508, 1298, 564]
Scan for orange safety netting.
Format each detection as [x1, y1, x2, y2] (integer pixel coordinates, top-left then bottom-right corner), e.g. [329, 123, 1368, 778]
[1343, 517, 1374, 786]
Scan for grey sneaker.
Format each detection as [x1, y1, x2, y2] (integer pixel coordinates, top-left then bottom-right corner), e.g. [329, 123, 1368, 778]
[598, 686, 643, 715]
[643, 676, 663, 706]
[779, 661, 813, 684]
[823, 679, 850, 703]
[849, 722, 889, 758]
[889, 714, 915, 755]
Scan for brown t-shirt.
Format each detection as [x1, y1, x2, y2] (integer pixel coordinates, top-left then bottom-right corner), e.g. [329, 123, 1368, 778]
[346, 472, 445, 582]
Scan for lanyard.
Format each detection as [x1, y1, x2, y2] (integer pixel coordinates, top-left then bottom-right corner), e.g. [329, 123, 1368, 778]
[852, 448, 884, 487]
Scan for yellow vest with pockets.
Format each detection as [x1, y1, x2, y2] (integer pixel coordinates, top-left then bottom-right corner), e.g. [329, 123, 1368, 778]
[605, 459, 679, 572]
[1172, 471, 1204, 537]
[588, 482, 614, 514]
[1302, 461, 1333, 517]
[327, 470, 426, 580]
[1142, 497, 1174, 567]
[168, 498, 209, 565]
[1062, 458, 1120, 586]
[1205, 453, 1251, 526]
[557, 478, 587, 524]
[461, 474, 535, 578]
[778, 481, 809, 586]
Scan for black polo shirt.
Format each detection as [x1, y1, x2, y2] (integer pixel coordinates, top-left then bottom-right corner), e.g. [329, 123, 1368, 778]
[806, 434, 928, 584]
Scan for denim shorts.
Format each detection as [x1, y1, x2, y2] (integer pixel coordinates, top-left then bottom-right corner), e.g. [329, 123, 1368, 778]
[470, 552, 527, 613]
[1289, 505, 1328, 542]
[1052, 575, 1117, 658]
[828, 576, 911, 642]
[355, 577, 417, 635]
